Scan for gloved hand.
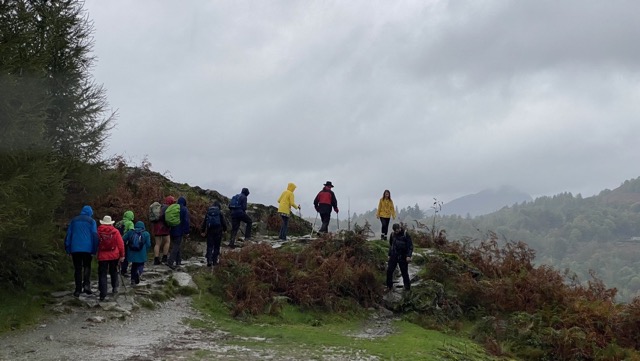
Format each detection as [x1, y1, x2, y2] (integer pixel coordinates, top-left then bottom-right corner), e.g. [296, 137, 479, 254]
[335, 207, 339, 213]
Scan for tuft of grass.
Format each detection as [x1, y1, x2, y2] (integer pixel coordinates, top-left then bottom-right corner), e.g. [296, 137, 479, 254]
[138, 298, 156, 310]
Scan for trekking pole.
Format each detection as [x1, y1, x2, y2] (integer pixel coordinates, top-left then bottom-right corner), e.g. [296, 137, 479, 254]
[337, 212, 340, 230]
[310, 212, 318, 237]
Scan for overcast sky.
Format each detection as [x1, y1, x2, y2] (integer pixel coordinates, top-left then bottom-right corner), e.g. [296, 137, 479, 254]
[83, 0, 640, 215]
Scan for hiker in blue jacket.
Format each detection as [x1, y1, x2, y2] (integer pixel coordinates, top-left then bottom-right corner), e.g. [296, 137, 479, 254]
[386, 223, 413, 291]
[64, 205, 99, 297]
[229, 188, 252, 247]
[124, 221, 152, 285]
[167, 196, 190, 269]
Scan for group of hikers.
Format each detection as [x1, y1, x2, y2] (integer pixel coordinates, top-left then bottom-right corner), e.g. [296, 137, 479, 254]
[63, 181, 414, 301]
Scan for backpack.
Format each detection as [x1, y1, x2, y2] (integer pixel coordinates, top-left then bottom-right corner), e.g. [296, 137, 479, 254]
[229, 194, 241, 209]
[114, 220, 125, 236]
[98, 230, 117, 252]
[128, 231, 144, 251]
[149, 201, 162, 222]
[164, 203, 181, 227]
[206, 206, 222, 228]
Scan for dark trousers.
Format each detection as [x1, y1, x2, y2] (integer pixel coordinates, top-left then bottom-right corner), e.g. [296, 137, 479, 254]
[168, 235, 183, 266]
[386, 256, 411, 290]
[230, 213, 252, 244]
[278, 214, 289, 240]
[72, 252, 92, 292]
[380, 217, 390, 237]
[319, 212, 331, 233]
[131, 262, 144, 284]
[206, 227, 223, 265]
[98, 259, 119, 297]
[120, 248, 129, 274]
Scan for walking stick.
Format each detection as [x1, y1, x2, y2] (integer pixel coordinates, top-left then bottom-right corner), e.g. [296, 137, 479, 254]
[336, 211, 340, 230]
[310, 212, 318, 237]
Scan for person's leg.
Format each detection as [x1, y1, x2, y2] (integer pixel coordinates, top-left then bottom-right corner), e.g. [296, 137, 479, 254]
[121, 248, 129, 275]
[154, 236, 162, 264]
[242, 213, 253, 240]
[386, 257, 398, 290]
[98, 261, 108, 300]
[279, 214, 287, 240]
[167, 235, 183, 268]
[230, 217, 240, 246]
[205, 231, 214, 266]
[161, 235, 170, 263]
[319, 213, 330, 233]
[108, 260, 119, 293]
[132, 263, 143, 284]
[212, 229, 222, 265]
[81, 253, 93, 294]
[398, 260, 411, 290]
[72, 253, 83, 295]
[381, 218, 390, 240]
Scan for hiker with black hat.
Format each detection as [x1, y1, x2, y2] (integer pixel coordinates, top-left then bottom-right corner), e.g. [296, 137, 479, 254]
[313, 181, 339, 233]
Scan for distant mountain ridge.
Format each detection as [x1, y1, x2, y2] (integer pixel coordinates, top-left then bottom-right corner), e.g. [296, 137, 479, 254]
[441, 185, 533, 217]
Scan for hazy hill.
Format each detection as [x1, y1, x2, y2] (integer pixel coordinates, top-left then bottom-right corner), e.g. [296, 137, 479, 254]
[441, 185, 533, 217]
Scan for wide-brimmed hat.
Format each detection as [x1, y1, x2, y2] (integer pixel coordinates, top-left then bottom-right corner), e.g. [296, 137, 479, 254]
[100, 215, 115, 225]
[323, 181, 334, 188]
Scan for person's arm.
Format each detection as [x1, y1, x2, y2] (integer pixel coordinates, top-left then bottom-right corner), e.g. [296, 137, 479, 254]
[183, 208, 191, 235]
[290, 192, 299, 210]
[221, 213, 228, 232]
[145, 232, 152, 249]
[116, 232, 125, 261]
[313, 193, 319, 210]
[331, 191, 338, 213]
[406, 232, 413, 260]
[64, 221, 74, 254]
[391, 201, 397, 219]
[376, 200, 382, 218]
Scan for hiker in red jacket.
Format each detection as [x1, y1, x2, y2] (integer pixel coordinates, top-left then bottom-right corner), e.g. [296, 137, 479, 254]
[96, 215, 125, 301]
[313, 181, 339, 233]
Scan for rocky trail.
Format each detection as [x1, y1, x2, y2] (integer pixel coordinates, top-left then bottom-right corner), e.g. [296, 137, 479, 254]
[0, 237, 420, 361]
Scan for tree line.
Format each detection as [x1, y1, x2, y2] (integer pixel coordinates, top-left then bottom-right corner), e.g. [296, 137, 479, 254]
[1, 0, 113, 289]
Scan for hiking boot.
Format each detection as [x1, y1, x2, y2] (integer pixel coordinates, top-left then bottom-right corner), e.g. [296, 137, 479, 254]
[112, 287, 118, 294]
[73, 291, 81, 298]
[153, 257, 161, 265]
[130, 279, 135, 286]
[83, 287, 93, 295]
[99, 295, 106, 302]
[381, 234, 386, 241]
[161, 255, 168, 264]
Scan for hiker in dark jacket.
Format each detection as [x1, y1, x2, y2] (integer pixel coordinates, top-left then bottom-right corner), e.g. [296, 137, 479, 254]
[96, 215, 125, 301]
[64, 205, 99, 297]
[229, 188, 252, 247]
[124, 221, 152, 285]
[200, 201, 228, 267]
[313, 181, 339, 233]
[386, 223, 413, 291]
[167, 196, 190, 269]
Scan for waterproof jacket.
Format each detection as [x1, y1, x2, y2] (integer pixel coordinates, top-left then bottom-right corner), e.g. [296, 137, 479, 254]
[122, 210, 135, 233]
[124, 221, 152, 263]
[313, 186, 338, 215]
[376, 198, 396, 219]
[65, 205, 99, 254]
[277, 183, 299, 215]
[170, 196, 190, 237]
[388, 230, 414, 259]
[200, 203, 228, 233]
[97, 224, 125, 261]
[230, 188, 250, 218]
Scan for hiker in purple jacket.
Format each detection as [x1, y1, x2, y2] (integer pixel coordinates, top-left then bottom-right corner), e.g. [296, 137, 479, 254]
[64, 205, 99, 297]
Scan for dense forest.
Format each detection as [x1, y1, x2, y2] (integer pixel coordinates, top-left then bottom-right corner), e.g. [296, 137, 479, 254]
[349, 179, 640, 301]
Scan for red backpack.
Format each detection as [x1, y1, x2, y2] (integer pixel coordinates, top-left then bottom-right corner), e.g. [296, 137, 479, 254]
[98, 230, 117, 252]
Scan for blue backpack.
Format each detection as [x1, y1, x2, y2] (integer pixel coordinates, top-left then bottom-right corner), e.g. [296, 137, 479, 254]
[206, 206, 222, 228]
[229, 194, 242, 209]
[128, 231, 144, 251]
